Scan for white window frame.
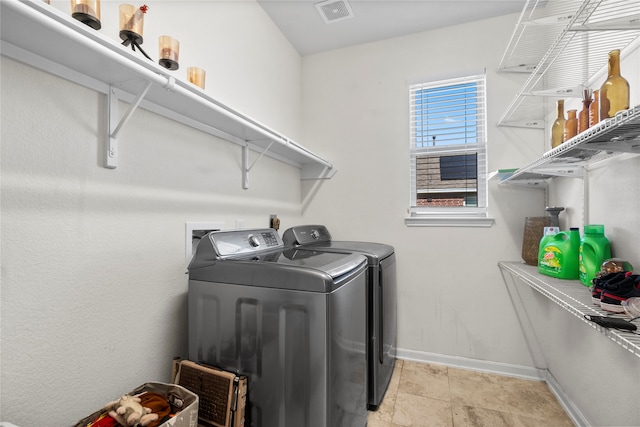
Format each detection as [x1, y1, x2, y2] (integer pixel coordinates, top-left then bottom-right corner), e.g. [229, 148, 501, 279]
[405, 74, 494, 227]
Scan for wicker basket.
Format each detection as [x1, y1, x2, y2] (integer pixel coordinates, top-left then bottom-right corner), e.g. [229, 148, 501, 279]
[522, 216, 550, 266]
[74, 382, 198, 427]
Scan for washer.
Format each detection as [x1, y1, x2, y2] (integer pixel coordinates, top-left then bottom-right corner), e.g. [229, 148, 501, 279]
[188, 228, 368, 427]
[282, 225, 397, 410]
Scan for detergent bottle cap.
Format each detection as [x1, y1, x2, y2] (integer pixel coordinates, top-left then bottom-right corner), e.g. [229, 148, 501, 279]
[584, 224, 605, 234]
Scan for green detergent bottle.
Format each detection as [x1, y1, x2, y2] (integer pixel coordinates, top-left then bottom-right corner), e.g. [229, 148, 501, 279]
[579, 224, 611, 287]
[537, 226, 560, 266]
[538, 227, 580, 279]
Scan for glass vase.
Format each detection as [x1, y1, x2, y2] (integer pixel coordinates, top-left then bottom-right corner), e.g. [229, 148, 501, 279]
[564, 109, 578, 141]
[589, 89, 599, 127]
[599, 49, 629, 120]
[578, 93, 591, 133]
[551, 99, 565, 149]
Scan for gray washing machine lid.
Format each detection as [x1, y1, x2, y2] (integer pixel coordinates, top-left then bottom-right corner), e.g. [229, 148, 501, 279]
[189, 228, 367, 292]
[282, 225, 394, 262]
[312, 241, 394, 261]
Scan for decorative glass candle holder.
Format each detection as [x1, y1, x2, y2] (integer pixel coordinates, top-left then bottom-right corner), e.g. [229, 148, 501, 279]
[119, 4, 151, 60]
[187, 67, 206, 89]
[70, 0, 101, 30]
[119, 4, 145, 45]
[158, 36, 180, 70]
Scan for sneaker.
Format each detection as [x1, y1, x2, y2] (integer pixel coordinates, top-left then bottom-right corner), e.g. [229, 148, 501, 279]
[600, 273, 640, 313]
[591, 272, 625, 305]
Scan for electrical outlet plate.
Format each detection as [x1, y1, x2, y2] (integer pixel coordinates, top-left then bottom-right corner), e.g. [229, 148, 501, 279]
[185, 222, 225, 265]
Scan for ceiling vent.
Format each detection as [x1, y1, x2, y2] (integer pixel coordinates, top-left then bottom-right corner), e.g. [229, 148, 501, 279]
[315, 0, 355, 24]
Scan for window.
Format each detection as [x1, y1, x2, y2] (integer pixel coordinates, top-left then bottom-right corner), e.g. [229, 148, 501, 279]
[406, 74, 493, 227]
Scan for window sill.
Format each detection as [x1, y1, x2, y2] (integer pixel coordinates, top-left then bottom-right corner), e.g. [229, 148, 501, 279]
[404, 216, 495, 227]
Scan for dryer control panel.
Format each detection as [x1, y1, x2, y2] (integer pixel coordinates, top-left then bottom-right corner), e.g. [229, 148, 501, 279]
[210, 228, 283, 258]
[282, 225, 332, 246]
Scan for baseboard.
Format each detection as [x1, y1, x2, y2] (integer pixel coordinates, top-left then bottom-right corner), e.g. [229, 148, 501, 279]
[396, 348, 588, 426]
[396, 347, 547, 380]
[543, 370, 589, 427]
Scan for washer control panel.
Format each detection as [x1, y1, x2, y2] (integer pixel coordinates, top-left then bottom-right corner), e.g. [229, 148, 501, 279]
[209, 228, 283, 257]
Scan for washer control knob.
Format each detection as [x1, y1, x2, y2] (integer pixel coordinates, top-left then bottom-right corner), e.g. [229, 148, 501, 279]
[248, 234, 260, 247]
[311, 230, 320, 240]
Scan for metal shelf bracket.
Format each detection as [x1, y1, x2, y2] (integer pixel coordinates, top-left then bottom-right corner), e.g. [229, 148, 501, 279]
[242, 140, 275, 189]
[106, 81, 153, 169]
[531, 164, 584, 177]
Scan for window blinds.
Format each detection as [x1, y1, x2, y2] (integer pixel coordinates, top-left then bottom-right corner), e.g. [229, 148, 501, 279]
[409, 74, 488, 215]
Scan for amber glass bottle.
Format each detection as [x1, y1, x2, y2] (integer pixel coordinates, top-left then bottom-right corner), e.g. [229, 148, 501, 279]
[589, 90, 599, 127]
[551, 99, 565, 149]
[578, 90, 591, 133]
[599, 49, 629, 120]
[564, 110, 578, 141]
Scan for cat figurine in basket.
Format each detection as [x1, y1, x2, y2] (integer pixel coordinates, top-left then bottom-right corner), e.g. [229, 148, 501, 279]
[104, 394, 158, 427]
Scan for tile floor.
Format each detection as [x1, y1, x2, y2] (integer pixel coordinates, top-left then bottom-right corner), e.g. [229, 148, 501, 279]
[367, 360, 574, 427]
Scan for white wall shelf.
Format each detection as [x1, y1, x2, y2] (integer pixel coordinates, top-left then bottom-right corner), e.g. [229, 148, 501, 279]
[497, 104, 640, 188]
[0, 0, 336, 189]
[499, 261, 640, 359]
[498, 0, 640, 129]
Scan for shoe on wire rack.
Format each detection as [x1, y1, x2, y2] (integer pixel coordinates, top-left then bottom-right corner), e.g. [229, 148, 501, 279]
[600, 273, 640, 313]
[591, 272, 625, 305]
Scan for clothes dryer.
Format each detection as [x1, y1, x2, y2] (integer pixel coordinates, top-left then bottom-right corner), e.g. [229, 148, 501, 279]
[282, 225, 397, 410]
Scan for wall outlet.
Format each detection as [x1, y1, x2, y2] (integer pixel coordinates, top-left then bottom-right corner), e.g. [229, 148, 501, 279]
[235, 219, 245, 230]
[185, 221, 225, 265]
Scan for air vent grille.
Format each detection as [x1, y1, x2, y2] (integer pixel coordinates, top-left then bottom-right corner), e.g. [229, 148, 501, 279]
[315, 0, 355, 24]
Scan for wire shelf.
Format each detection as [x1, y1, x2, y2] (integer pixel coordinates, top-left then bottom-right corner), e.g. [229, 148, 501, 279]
[498, 0, 640, 128]
[498, 104, 640, 186]
[499, 261, 640, 359]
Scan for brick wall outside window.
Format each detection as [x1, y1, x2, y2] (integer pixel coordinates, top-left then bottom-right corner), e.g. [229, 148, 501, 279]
[417, 198, 465, 207]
